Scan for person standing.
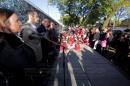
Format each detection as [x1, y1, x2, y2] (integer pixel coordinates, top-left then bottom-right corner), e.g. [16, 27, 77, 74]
[21, 10, 42, 62]
[49, 22, 58, 42]
[89, 27, 96, 48]
[47, 22, 57, 65]
[37, 18, 50, 65]
[93, 28, 100, 50]
[49, 22, 59, 52]
[99, 28, 108, 54]
[0, 8, 36, 86]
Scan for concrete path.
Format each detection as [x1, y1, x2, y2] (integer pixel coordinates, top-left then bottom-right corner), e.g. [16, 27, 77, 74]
[47, 45, 130, 86]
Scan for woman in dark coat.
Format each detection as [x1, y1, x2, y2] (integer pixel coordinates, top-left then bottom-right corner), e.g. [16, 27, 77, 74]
[0, 8, 36, 86]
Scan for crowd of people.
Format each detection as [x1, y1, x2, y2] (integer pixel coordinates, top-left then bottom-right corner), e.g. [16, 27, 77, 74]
[59, 26, 112, 54]
[0, 8, 59, 86]
[60, 26, 130, 66]
[60, 26, 89, 54]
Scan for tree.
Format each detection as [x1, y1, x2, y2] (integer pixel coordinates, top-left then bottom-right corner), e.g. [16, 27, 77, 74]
[49, 0, 104, 26]
[102, 0, 130, 29]
[49, 0, 130, 28]
[60, 15, 80, 26]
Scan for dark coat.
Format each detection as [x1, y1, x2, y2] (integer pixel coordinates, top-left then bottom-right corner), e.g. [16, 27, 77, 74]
[49, 28, 58, 42]
[22, 23, 42, 62]
[37, 24, 47, 33]
[89, 32, 94, 42]
[0, 32, 36, 75]
[37, 25, 49, 63]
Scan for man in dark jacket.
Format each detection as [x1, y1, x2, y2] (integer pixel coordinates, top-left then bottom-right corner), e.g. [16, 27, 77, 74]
[37, 18, 49, 33]
[37, 18, 50, 65]
[21, 10, 42, 62]
[47, 22, 59, 65]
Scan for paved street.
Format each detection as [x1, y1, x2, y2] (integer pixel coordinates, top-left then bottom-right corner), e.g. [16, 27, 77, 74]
[48, 45, 130, 86]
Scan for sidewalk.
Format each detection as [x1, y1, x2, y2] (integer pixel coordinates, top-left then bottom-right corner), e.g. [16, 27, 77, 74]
[47, 45, 130, 86]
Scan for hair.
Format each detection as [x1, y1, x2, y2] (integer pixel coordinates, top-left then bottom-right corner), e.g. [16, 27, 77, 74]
[42, 18, 49, 22]
[26, 9, 36, 16]
[0, 8, 14, 32]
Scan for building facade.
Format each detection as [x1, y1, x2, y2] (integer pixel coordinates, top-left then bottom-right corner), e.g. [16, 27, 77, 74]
[0, 0, 61, 27]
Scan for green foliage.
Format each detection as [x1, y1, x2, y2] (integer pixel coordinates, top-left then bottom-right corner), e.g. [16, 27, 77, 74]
[49, 0, 130, 27]
[60, 15, 71, 26]
[60, 15, 80, 26]
[102, 0, 130, 28]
